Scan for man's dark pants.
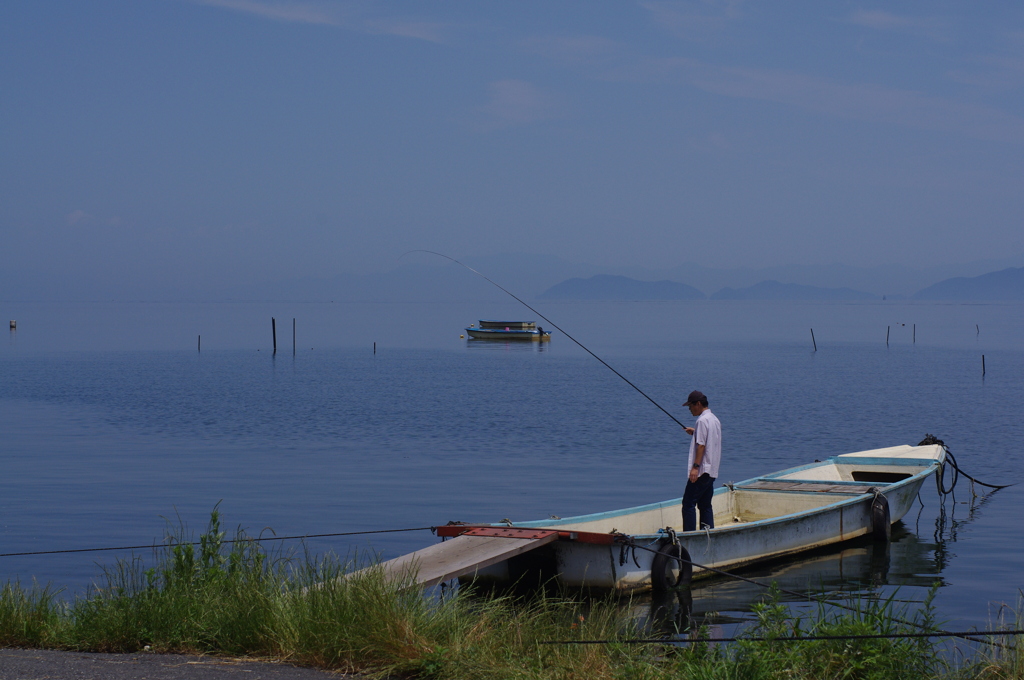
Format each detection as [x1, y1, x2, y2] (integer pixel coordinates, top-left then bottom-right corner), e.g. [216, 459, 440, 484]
[682, 473, 716, 532]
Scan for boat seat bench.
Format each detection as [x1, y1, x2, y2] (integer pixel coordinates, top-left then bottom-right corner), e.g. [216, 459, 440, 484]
[737, 479, 886, 494]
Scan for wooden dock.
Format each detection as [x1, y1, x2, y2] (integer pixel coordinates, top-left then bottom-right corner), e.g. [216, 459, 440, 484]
[374, 527, 560, 587]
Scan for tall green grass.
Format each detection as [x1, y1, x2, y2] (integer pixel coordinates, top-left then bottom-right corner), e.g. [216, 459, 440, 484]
[0, 510, 1020, 679]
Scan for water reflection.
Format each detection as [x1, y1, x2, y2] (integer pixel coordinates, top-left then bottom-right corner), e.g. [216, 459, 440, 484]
[630, 489, 1002, 637]
[931, 485, 1000, 573]
[463, 339, 549, 352]
[631, 538, 914, 636]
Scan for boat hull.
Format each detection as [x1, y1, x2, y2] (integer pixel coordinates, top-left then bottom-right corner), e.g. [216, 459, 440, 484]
[460, 444, 944, 592]
[466, 328, 550, 341]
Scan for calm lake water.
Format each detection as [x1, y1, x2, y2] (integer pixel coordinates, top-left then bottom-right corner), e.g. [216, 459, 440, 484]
[0, 299, 1021, 631]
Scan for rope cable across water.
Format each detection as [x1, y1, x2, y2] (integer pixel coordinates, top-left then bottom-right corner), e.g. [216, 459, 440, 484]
[0, 526, 437, 559]
[542, 629, 1024, 646]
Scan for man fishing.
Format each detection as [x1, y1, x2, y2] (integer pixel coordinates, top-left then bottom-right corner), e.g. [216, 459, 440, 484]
[682, 390, 721, 532]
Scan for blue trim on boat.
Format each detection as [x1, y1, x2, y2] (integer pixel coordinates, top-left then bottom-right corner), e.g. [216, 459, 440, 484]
[478, 320, 537, 324]
[494, 453, 941, 539]
[510, 496, 690, 529]
[826, 456, 937, 467]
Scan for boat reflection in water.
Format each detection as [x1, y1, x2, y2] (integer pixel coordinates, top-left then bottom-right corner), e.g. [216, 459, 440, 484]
[464, 338, 549, 353]
[633, 485, 1003, 638]
[634, 520, 942, 637]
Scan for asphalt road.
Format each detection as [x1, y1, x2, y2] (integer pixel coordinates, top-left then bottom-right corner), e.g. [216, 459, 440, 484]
[0, 649, 361, 679]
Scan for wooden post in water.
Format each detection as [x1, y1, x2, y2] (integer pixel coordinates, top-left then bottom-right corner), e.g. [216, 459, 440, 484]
[913, 324, 916, 344]
[886, 326, 890, 347]
[198, 335, 201, 352]
[374, 342, 376, 355]
[976, 324, 980, 336]
[810, 328, 817, 352]
[272, 317, 277, 355]
[293, 318, 296, 356]
[982, 355, 986, 377]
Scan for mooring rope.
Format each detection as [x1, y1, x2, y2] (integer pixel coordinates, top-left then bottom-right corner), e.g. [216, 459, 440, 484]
[0, 526, 437, 559]
[917, 435, 1013, 494]
[944, 447, 1011, 490]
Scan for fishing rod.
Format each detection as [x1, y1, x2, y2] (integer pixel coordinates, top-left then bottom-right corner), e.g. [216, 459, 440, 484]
[404, 250, 687, 429]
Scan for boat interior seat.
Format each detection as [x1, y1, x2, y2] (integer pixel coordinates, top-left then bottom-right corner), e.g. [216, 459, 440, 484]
[737, 479, 887, 494]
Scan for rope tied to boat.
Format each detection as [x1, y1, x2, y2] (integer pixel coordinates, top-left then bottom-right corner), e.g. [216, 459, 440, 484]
[614, 532, 642, 568]
[664, 527, 679, 547]
[918, 434, 1013, 495]
[702, 525, 712, 554]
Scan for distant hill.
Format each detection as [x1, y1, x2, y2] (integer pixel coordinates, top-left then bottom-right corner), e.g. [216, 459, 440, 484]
[538, 275, 706, 300]
[710, 280, 876, 301]
[913, 267, 1024, 300]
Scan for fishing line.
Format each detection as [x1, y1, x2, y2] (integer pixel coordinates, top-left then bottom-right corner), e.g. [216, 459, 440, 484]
[403, 250, 687, 429]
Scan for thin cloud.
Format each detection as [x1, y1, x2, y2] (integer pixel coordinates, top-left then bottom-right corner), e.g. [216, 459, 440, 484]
[846, 10, 948, 40]
[477, 80, 564, 131]
[362, 18, 447, 43]
[641, 0, 743, 41]
[191, 0, 448, 42]
[615, 58, 1024, 143]
[66, 210, 87, 227]
[947, 55, 1024, 92]
[193, 0, 341, 26]
[521, 35, 624, 65]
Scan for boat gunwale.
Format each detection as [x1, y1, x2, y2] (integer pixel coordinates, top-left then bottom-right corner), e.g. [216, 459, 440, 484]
[477, 320, 538, 325]
[504, 454, 942, 540]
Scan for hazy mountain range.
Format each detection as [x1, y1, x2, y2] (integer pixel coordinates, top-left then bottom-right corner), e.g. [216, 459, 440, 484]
[710, 281, 877, 301]
[538, 275, 704, 301]
[539, 268, 1024, 301]
[1, 254, 1023, 302]
[912, 267, 1024, 301]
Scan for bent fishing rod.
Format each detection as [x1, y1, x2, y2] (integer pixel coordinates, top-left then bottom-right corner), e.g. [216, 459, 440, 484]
[404, 250, 687, 430]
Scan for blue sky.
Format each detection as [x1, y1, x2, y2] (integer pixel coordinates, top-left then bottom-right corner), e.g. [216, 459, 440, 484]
[2, 1, 1023, 292]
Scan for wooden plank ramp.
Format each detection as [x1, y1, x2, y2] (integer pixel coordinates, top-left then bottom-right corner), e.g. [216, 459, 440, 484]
[375, 528, 559, 587]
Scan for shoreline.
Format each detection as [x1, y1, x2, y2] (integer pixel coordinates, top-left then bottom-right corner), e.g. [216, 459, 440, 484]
[0, 648, 362, 679]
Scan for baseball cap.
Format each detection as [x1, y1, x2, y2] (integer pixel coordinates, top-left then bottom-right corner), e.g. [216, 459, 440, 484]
[684, 390, 706, 405]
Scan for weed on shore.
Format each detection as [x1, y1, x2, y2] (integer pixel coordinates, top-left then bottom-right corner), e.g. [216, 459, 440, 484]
[0, 511, 1020, 679]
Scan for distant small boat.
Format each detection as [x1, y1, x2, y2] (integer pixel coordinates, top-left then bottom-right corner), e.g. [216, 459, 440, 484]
[466, 320, 551, 341]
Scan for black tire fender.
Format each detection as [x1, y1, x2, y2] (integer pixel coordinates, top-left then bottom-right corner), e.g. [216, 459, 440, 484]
[650, 540, 693, 591]
[871, 493, 891, 542]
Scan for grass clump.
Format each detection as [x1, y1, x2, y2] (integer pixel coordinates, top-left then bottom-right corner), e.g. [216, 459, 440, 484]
[0, 510, 1021, 680]
[733, 584, 940, 679]
[68, 508, 279, 654]
[0, 581, 64, 648]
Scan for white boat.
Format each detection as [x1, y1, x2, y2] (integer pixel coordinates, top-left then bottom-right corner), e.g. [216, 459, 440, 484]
[388, 443, 945, 593]
[466, 320, 551, 341]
